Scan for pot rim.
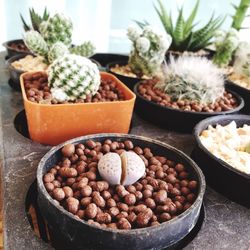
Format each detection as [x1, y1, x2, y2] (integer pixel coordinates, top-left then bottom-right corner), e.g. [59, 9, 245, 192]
[193, 114, 250, 180]
[20, 71, 136, 107]
[37, 133, 206, 235]
[6, 53, 32, 74]
[226, 79, 250, 94]
[2, 38, 27, 50]
[134, 81, 245, 116]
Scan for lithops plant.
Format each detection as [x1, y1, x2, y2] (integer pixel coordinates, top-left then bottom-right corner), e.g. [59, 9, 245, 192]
[156, 56, 225, 105]
[213, 28, 239, 67]
[98, 151, 145, 186]
[48, 54, 100, 102]
[127, 25, 172, 77]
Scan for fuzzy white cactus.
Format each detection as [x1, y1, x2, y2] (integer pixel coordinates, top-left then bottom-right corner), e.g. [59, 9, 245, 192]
[156, 56, 225, 104]
[127, 25, 172, 77]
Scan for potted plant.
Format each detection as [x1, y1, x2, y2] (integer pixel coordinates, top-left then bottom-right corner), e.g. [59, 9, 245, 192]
[107, 25, 172, 89]
[20, 53, 135, 145]
[137, 0, 224, 59]
[134, 56, 244, 132]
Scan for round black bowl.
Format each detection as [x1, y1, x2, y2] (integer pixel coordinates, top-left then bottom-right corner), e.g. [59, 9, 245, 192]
[6, 54, 30, 88]
[193, 114, 250, 207]
[134, 82, 245, 133]
[90, 53, 128, 67]
[226, 80, 250, 114]
[37, 134, 205, 250]
[107, 61, 142, 90]
[3, 39, 30, 59]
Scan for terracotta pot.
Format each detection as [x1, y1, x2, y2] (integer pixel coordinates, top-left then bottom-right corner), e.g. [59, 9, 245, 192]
[3, 39, 30, 59]
[20, 72, 136, 145]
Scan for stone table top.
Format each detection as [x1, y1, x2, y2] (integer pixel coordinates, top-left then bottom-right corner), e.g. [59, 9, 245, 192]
[0, 52, 249, 250]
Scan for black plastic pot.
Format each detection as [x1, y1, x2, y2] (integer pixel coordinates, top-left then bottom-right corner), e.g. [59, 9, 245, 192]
[3, 39, 30, 59]
[226, 80, 250, 114]
[134, 82, 245, 133]
[37, 134, 205, 250]
[193, 114, 250, 207]
[107, 61, 142, 90]
[6, 54, 31, 89]
[90, 53, 128, 67]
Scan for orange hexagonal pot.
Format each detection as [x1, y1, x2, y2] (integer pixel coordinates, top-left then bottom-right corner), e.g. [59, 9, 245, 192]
[20, 71, 136, 145]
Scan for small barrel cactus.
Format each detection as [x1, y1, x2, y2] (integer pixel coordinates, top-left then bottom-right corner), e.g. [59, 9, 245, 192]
[70, 41, 95, 57]
[48, 42, 69, 64]
[233, 41, 250, 77]
[155, 56, 225, 104]
[39, 13, 73, 46]
[48, 54, 100, 102]
[23, 30, 48, 57]
[127, 25, 172, 77]
[213, 28, 239, 67]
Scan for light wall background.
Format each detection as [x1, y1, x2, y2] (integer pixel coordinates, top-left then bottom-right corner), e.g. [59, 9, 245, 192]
[0, 0, 249, 53]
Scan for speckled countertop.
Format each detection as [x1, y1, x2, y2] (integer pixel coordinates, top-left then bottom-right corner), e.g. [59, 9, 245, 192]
[0, 52, 249, 250]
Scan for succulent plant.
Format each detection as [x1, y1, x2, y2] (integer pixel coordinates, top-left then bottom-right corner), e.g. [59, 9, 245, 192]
[231, 0, 250, 30]
[233, 41, 250, 77]
[48, 54, 100, 102]
[213, 28, 239, 67]
[39, 13, 73, 46]
[127, 25, 172, 77]
[70, 41, 95, 57]
[20, 7, 50, 32]
[47, 42, 69, 64]
[155, 56, 225, 104]
[151, 0, 224, 52]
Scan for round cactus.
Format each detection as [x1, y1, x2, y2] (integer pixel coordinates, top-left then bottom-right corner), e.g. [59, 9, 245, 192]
[156, 56, 225, 104]
[70, 41, 95, 57]
[48, 54, 100, 102]
[127, 25, 172, 77]
[39, 13, 73, 46]
[23, 30, 48, 57]
[48, 42, 69, 64]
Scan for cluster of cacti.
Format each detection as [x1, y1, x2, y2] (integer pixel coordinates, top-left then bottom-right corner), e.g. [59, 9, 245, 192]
[144, 0, 224, 52]
[231, 0, 250, 30]
[155, 56, 225, 104]
[127, 25, 172, 77]
[48, 54, 100, 102]
[20, 7, 50, 32]
[23, 13, 95, 64]
[212, 28, 239, 67]
[233, 41, 250, 77]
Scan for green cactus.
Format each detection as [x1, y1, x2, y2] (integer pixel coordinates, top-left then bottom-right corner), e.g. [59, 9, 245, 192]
[48, 54, 100, 102]
[70, 41, 95, 57]
[213, 28, 239, 67]
[156, 56, 225, 104]
[127, 25, 172, 77]
[23, 30, 49, 58]
[48, 42, 69, 64]
[39, 13, 73, 46]
[231, 0, 250, 30]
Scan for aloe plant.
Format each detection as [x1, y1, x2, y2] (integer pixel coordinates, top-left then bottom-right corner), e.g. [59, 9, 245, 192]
[151, 0, 224, 52]
[20, 8, 50, 32]
[231, 0, 250, 30]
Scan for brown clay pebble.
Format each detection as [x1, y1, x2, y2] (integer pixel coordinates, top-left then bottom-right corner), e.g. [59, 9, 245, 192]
[67, 197, 79, 214]
[63, 186, 73, 198]
[124, 194, 136, 206]
[43, 173, 55, 183]
[62, 144, 75, 157]
[117, 218, 131, 229]
[85, 203, 98, 219]
[52, 188, 65, 201]
[154, 190, 168, 204]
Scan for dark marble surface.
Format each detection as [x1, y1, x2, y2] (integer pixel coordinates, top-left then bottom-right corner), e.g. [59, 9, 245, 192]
[0, 52, 249, 250]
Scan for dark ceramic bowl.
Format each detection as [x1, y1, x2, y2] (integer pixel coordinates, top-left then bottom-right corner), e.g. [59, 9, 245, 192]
[6, 54, 31, 88]
[90, 53, 128, 67]
[107, 61, 141, 90]
[3, 39, 30, 59]
[226, 80, 250, 114]
[134, 82, 245, 133]
[37, 134, 205, 250]
[193, 114, 250, 207]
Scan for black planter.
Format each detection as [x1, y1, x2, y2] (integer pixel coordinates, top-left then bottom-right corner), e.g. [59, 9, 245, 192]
[3, 39, 30, 59]
[192, 114, 250, 207]
[90, 53, 128, 67]
[107, 61, 141, 90]
[134, 82, 245, 133]
[6, 54, 30, 89]
[226, 80, 250, 114]
[37, 134, 205, 250]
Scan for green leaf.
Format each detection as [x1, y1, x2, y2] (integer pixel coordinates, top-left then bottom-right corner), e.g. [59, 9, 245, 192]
[184, 0, 199, 34]
[133, 20, 149, 29]
[20, 13, 31, 31]
[174, 6, 185, 45]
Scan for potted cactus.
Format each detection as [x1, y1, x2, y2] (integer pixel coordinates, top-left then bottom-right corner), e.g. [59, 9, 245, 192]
[134, 56, 244, 132]
[20, 53, 136, 145]
[107, 25, 172, 89]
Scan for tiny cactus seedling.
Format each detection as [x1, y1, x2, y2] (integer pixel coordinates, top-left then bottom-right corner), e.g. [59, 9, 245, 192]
[48, 41, 69, 64]
[48, 54, 100, 102]
[213, 28, 239, 67]
[70, 41, 95, 57]
[127, 25, 172, 77]
[155, 56, 225, 105]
